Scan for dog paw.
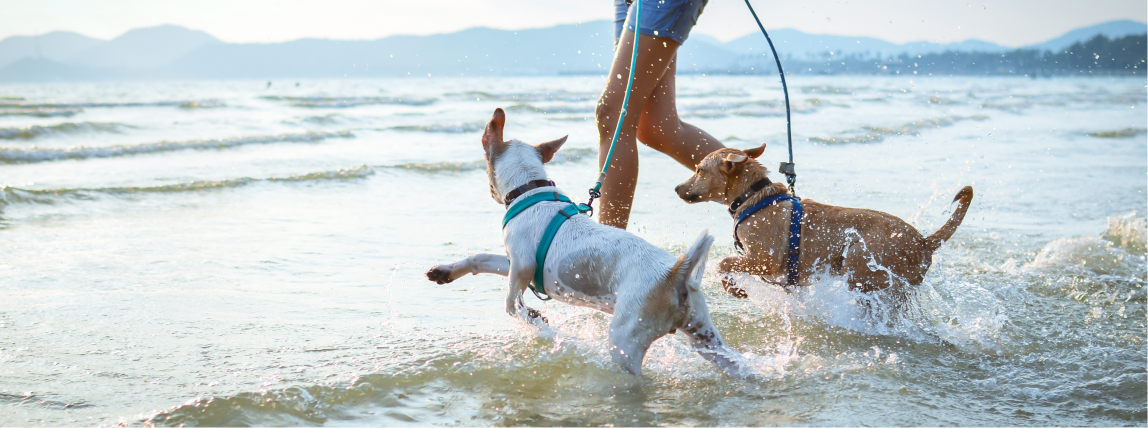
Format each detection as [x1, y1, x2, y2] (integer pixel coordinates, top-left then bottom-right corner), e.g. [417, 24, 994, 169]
[526, 307, 549, 324]
[721, 278, 749, 299]
[426, 266, 454, 284]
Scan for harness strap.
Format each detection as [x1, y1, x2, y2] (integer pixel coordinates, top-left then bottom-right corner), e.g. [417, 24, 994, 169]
[504, 180, 555, 207]
[733, 193, 803, 286]
[503, 192, 569, 228]
[502, 188, 591, 300]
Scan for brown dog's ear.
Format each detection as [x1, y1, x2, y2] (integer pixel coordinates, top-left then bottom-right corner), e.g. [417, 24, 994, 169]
[743, 143, 766, 159]
[481, 108, 506, 153]
[719, 151, 748, 174]
[535, 135, 567, 163]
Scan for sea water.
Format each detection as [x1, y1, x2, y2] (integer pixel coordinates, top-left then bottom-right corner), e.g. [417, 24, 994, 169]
[0, 75, 1144, 426]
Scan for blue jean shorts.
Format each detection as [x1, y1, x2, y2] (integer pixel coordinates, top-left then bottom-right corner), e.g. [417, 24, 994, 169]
[614, 0, 708, 45]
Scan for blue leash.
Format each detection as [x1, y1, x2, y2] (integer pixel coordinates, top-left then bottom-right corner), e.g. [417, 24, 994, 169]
[744, 0, 797, 196]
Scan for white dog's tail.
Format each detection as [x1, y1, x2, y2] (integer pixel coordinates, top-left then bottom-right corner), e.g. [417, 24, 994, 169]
[667, 230, 714, 299]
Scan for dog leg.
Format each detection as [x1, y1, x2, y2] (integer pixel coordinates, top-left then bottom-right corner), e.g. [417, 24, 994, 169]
[426, 253, 510, 284]
[717, 256, 777, 298]
[504, 262, 548, 325]
[681, 319, 743, 377]
[607, 309, 659, 376]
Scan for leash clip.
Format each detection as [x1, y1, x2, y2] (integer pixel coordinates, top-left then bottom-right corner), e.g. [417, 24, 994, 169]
[583, 188, 602, 217]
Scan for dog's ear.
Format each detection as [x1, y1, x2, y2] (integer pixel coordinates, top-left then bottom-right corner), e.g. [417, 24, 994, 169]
[535, 135, 567, 163]
[719, 152, 748, 174]
[481, 108, 506, 153]
[743, 143, 766, 159]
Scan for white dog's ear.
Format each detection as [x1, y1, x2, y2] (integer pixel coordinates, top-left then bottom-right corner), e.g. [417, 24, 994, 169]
[720, 152, 748, 174]
[743, 143, 766, 159]
[482, 108, 506, 153]
[535, 135, 567, 163]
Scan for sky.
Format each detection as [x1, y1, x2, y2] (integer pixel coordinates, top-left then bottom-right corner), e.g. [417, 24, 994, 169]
[1, 0, 1144, 47]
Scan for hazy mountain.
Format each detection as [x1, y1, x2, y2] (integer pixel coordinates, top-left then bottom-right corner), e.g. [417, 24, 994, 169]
[1025, 20, 1148, 52]
[0, 31, 104, 68]
[721, 28, 1010, 61]
[66, 25, 220, 69]
[0, 20, 1142, 81]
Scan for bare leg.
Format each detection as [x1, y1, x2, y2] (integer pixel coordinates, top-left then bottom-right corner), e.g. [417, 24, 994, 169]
[637, 59, 724, 168]
[595, 30, 724, 229]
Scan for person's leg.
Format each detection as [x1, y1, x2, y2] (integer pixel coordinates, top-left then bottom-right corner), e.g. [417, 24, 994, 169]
[637, 57, 725, 168]
[595, 30, 679, 229]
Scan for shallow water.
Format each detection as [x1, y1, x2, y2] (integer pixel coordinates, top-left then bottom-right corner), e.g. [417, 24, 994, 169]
[0, 75, 1145, 426]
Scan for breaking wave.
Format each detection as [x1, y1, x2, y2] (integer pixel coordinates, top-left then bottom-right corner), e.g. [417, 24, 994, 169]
[0, 165, 375, 208]
[389, 122, 485, 133]
[0, 99, 222, 109]
[0, 131, 354, 164]
[261, 95, 435, 108]
[808, 115, 989, 144]
[0, 107, 83, 118]
[505, 103, 594, 115]
[0, 122, 130, 140]
[1087, 127, 1147, 138]
[382, 148, 595, 173]
[460, 90, 596, 102]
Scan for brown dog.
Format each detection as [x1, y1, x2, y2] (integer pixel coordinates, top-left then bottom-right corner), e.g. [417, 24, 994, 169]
[675, 143, 973, 296]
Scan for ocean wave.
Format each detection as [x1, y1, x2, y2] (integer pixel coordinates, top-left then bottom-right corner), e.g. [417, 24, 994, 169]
[0, 99, 222, 109]
[1086, 127, 1147, 138]
[460, 90, 596, 102]
[505, 103, 594, 115]
[683, 99, 824, 118]
[799, 85, 857, 94]
[261, 95, 435, 108]
[0, 122, 129, 140]
[300, 114, 343, 125]
[0, 107, 83, 118]
[0, 165, 374, 208]
[808, 115, 989, 144]
[389, 122, 485, 133]
[0, 130, 354, 164]
[382, 148, 595, 173]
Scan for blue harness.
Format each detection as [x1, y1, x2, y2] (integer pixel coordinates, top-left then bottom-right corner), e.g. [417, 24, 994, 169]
[501, 182, 590, 300]
[731, 187, 803, 287]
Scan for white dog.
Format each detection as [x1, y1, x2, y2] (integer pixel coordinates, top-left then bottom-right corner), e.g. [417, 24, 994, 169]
[426, 108, 740, 376]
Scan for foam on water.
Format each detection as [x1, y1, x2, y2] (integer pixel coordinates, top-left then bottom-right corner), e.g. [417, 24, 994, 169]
[808, 115, 989, 144]
[0, 121, 129, 140]
[0, 130, 354, 164]
[261, 95, 436, 107]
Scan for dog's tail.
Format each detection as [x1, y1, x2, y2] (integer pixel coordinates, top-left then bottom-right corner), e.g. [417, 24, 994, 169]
[923, 186, 974, 253]
[671, 230, 715, 296]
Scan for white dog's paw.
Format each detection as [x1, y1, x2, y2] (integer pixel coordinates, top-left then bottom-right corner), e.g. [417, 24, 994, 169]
[426, 265, 455, 284]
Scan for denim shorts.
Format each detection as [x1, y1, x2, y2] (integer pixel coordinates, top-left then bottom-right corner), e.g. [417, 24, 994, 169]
[614, 0, 708, 45]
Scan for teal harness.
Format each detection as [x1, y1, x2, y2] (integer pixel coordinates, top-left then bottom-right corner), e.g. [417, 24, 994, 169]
[501, 186, 591, 300]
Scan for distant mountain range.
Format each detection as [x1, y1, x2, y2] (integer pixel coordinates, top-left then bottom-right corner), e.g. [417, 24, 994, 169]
[0, 19, 1143, 81]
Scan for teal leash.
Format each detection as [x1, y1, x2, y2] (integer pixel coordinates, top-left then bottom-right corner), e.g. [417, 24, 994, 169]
[504, 0, 644, 301]
[585, 0, 642, 212]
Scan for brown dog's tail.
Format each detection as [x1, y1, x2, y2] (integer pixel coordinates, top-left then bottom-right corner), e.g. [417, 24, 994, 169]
[924, 186, 974, 252]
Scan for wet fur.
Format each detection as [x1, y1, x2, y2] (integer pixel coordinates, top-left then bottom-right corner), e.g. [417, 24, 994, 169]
[427, 108, 740, 377]
[675, 144, 974, 296]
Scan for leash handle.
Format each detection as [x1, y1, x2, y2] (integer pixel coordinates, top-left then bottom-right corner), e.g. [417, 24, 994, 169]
[744, 0, 797, 197]
[588, 0, 641, 214]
